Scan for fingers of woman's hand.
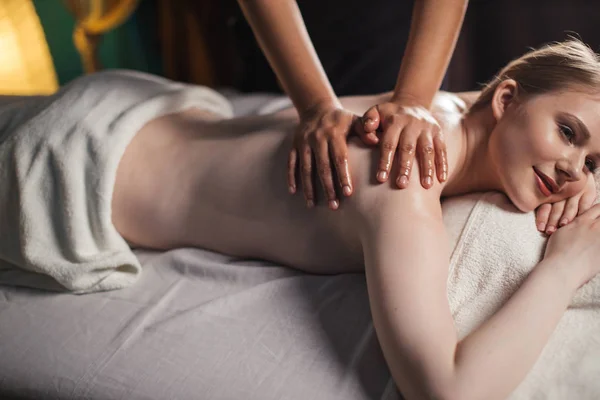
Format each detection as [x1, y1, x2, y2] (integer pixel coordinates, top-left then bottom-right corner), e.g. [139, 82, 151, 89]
[545, 200, 566, 235]
[557, 195, 581, 228]
[359, 107, 380, 145]
[578, 201, 600, 221]
[377, 117, 403, 183]
[316, 141, 339, 210]
[293, 106, 356, 208]
[371, 102, 444, 189]
[432, 128, 448, 183]
[330, 137, 353, 197]
[353, 118, 378, 146]
[417, 132, 435, 189]
[287, 148, 298, 194]
[535, 203, 552, 232]
[299, 145, 315, 208]
[579, 191, 596, 216]
[578, 176, 597, 215]
[394, 128, 416, 189]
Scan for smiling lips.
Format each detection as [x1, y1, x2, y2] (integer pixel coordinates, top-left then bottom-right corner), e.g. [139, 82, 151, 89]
[533, 167, 559, 197]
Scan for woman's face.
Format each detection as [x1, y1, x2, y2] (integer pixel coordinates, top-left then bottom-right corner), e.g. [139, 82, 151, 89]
[489, 83, 600, 212]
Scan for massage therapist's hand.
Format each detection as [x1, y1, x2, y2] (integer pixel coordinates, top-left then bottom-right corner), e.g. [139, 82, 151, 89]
[535, 174, 597, 235]
[288, 103, 358, 210]
[360, 98, 448, 189]
[544, 202, 600, 288]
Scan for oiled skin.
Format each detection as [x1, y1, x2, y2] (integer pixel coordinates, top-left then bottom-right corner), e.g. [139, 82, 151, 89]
[111, 91, 468, 273]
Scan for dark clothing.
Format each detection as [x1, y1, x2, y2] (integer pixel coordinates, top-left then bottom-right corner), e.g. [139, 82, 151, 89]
[231, 0, 415, 96]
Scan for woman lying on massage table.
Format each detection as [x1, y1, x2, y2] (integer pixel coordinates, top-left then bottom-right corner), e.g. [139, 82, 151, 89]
[105, 40, 600, 400]
[2, 40, 598, 399]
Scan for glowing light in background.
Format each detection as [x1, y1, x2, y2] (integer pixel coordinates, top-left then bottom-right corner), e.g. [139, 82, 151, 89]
[0, 0, 58, 95]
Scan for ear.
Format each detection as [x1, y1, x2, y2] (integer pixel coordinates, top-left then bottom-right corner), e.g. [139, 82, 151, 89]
[491, 79, 519, 121]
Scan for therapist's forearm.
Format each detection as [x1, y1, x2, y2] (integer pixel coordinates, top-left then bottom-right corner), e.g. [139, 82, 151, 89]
[237, 0, 340, 114]
[393, 0, 468, 108]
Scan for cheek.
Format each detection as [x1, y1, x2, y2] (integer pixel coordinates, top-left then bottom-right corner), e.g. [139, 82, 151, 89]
[563, 179, 588, 198]
[490, 126, 523, 166]
[496, 121, 540, 161]
[507, 112, 561, 163]
[534, 135, 563, 162]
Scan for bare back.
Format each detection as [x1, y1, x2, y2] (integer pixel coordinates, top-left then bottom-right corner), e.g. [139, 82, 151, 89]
[111, 92, 469, 273]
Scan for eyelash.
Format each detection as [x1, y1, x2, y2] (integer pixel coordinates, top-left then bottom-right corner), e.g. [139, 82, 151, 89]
[559, 124, 575, 144]
[558, 124, 597, 173]
[586, 158, 597, 173]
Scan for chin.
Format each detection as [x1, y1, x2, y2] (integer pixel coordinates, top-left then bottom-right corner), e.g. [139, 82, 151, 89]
[504, 183, 538, 213]
[505, 167, 554, 213]
[510, 196, 537, 213]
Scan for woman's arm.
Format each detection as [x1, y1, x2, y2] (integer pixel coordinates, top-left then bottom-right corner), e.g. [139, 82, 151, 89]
[236, 0, 337, 114]
[355, 183, 581, 400]
[393, 0, 469, 107]
[237, 0, 451, 207]
[360, 0, 468, 189]
[237, 0, 359, 208]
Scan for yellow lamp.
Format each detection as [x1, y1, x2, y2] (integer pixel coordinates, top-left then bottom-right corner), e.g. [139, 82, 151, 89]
[0, 0, 58, 95]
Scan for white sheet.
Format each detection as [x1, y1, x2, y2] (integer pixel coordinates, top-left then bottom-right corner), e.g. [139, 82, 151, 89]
[0, 193, 475, 400]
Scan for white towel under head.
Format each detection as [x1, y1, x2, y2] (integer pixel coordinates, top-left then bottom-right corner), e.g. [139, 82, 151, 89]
[443, 190, 600, 399]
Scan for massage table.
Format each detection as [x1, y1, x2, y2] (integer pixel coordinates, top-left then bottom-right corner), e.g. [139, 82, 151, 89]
[0, 91, 598, 400]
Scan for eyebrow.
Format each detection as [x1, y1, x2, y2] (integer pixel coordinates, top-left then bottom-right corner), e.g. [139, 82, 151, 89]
[561, 112, 591, 141]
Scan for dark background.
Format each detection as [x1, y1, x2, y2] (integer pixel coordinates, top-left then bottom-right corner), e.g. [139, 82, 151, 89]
[36, 0, 600, 95]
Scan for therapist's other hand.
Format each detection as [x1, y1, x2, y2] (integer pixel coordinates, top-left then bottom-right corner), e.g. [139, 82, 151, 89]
[289, 103, 357, 211]
[360, 99, 448, 189]
[536, 173, 597, 235]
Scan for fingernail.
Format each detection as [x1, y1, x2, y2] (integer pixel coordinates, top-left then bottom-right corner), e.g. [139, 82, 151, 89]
[329, 200, 339, 210]
[343, 185, 352, 196]
[398, 175, 408, 187]
[442, 171, 448, 182]
[377, 171, 388, 182]
[306, 200, 314, 208]
[289, 185, 296, 194]
[537, 222, 546, 232]
[364, 118, 373, 126]
[424, 176, 432, 186]
[546, 225, 556, 235]
[559, 218, 569, 227]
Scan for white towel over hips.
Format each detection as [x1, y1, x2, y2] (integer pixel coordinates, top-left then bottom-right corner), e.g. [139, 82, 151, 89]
[0, 70, 233, 294]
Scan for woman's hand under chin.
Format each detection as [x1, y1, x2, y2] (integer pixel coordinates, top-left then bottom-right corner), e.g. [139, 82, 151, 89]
[535, 173, 597, 235]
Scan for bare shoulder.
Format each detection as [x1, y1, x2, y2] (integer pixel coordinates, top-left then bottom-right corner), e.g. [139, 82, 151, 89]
[344, 138, 444, 228]
[432, 91, 480, 115]
[340, 93, 459, 223]
[335, 90, 478, 118]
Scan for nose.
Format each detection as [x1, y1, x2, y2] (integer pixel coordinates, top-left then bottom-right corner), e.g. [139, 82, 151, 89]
[556, 154, 585, 183]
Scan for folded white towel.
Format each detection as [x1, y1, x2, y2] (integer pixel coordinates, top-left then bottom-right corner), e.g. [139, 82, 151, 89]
[0, 70, 233, 294]
[445, 190, 600, 399]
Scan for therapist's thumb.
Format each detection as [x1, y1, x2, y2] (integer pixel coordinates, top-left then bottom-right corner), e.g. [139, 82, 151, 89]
[359, 106, 380, 144]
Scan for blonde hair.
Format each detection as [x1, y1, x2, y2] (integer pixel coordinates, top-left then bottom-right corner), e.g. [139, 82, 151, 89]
[470, 39, 600, 111]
